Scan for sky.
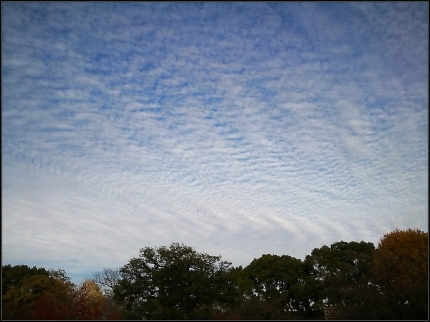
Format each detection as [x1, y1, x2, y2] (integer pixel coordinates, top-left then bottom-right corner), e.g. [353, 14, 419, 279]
[2, 2, 428, 285]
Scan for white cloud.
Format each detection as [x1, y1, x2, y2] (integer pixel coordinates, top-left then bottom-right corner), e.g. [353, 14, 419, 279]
[2, 2, 427, 284]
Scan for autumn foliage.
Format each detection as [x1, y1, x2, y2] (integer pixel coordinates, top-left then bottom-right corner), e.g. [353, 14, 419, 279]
[2, 268, 123, 320]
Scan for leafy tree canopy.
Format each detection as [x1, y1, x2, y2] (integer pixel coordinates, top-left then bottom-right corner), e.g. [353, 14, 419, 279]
[2, 265, 75, 319]
[2, 264, 50, 296]
[303, 241, 377, 319]
[2, 228, 427, 320]
[372, 228, 428, 319]
[114, 242, 238, 319]
[242, 254, 318, 319]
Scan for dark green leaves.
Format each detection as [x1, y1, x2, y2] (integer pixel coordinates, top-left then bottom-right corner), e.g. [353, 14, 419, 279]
[240, 254, 318, 319]
[114, 242, 237, 319]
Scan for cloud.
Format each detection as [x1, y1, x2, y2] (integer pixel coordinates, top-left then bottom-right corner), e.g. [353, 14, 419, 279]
[2, 2, 428, 284]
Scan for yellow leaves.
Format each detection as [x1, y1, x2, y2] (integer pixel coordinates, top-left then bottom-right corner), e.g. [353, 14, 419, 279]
[78, 280, 104, 303]
[71, 280, 106, 319]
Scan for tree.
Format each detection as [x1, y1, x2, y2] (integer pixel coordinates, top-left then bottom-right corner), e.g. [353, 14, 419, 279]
[89, 269, 125, 320]
[2, 264, 50, 297]
[2, 264, 125, 320]
[90, 268, 122, 297]
[70, 280, 105, 319]
[372, 228, 428, 319]
[237, 254, 318, 320]
[48, 268, 73, 285]
[113, 242, 238, 319]
[304, 241, 377, 319]
[2, 268, 75, 320]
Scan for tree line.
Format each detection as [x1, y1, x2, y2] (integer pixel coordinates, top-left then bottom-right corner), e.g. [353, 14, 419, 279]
[2, 228, 427, 320]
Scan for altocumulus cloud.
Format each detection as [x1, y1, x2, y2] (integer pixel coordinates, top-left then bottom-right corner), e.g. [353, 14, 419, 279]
[2, 2, 428, 283]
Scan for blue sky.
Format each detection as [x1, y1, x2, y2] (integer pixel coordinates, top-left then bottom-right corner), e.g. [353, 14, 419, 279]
[2, 2, 428, 285]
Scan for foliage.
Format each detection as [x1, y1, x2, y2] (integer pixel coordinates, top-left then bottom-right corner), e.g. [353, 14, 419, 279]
[71, 280, 105, 319]
[239, 254, 318, 319]
[372, 228, 428, 319]
[2, 266, 120, 320]
[2, 228, 427, 320]
[113, 242, 238, 319]
[304, 240, 378, 319]
[2, 268, 75, 319]
[2, 264, 49, 297]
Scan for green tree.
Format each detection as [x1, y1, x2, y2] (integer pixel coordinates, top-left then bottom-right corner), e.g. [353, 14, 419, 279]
[114, 242, 238, 319]
[372, 228, 428, 319]
[236, 254, 318, 320]
[2, 264, 50, 297]
[304, 241, 377, 319]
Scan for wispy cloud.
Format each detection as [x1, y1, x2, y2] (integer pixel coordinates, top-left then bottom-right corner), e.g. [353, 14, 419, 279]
[2, 2, 427, 283]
